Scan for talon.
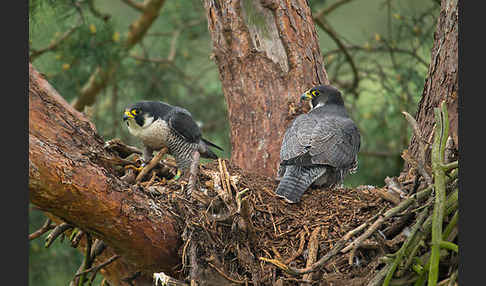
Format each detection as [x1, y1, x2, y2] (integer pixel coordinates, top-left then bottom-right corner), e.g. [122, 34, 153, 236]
[124, 164, 144, 172]
[168, 169, 182, 182]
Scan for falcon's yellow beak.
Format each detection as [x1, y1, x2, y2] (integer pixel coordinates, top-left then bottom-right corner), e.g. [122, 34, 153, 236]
[300, 90, 313, 101]
[123, 110, 134, 121]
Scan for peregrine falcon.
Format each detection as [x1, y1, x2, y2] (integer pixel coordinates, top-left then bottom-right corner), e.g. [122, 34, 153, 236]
[123, 101, 223, 175]
[275, 85, 360, 203]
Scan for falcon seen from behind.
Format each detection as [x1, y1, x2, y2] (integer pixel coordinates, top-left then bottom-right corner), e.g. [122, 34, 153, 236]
[275, 85, 361, 203]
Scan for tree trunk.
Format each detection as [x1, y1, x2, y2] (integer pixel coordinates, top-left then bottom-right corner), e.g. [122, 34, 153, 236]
[29, 63, 181, 285]
[405, 0, 458, 174]
[203, 0, 328, 178]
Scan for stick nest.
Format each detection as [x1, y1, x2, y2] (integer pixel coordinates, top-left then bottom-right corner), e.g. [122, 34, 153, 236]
[107, 139, 397, 285]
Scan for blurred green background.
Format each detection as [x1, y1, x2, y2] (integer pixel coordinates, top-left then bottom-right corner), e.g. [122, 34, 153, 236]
[29, 0, 439, 284]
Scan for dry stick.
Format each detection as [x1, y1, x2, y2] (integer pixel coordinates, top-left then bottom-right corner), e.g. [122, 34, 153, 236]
[74, 255, 120, 277]
[153, 272, 189, 286]
[343, 186, 434, 265]
[301, 227, 321, 285]
[402, 111, 432, 185]
[217, 159, 232, 201]
[187, 151, 200, 195]
[189, 240, 199, 286]
[382, 205, 431, 286]
[285, 232, 306, 264]
[428, 101, 449, 286]
[397, 186, 458, 278]
[259, 217, 370, 275]
[29, 218, 54, 240]
[221, 160, 233, 199]
[367, 264, 392, 286]
[135, 147, 168, 183]
[45, 223, 73, 248]
[71, 230, 85, 248]
[70, 233, 93, 286]
[208, 262, 247, 284]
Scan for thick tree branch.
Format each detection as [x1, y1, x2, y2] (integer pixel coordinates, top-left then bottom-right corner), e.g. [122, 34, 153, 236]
[29, 63, 181, 284]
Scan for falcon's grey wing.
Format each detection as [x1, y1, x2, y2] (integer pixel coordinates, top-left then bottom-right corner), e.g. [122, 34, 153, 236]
[280, 113, 317, 162]
[308, 115, 360, 169]
[281, 113, 360, 169]
[167, 108, 202, 144]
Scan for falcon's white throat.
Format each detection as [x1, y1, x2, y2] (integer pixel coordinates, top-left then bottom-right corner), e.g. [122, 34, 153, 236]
[126, 115, 155, 137]
[126, 115, 170, 149]
[309, 101, 325, 110]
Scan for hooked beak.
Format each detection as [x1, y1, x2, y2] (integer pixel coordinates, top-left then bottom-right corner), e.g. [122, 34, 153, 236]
[123, 110, 134, 121]
[300, 90, 312, 101]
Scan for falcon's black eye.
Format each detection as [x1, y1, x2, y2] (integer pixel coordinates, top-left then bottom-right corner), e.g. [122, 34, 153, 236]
[311, 90, 320, 97]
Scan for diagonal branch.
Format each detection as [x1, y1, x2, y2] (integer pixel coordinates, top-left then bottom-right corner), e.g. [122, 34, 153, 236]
[71, 0, 166, 111]
[29, 20, 82, 62]
[121, 0, 145, 12]
[313, 17, 359, 94]
[314, 0, 355, 19]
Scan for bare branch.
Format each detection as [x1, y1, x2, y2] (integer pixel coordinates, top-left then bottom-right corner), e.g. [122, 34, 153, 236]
[29, 218, 54, 240]
[121, 0, 145, 12]
[71, 0, 166, 111]
[314, 17, 359, 94]
[323, 45, 429, 68]
[30, 20, 82, 61]
[314, 0, 355, 18]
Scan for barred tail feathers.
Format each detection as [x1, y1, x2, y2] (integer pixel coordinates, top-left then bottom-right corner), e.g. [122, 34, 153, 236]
[275, 166, 327, 203]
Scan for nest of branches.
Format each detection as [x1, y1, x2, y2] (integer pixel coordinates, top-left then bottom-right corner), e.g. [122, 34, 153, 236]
[33, 103, 458, 286]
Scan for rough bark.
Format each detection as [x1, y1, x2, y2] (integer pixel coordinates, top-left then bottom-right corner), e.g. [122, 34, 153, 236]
[29, 63, 181, 285]
[405, 0, 458, 173]
[203, 0, 328, 177]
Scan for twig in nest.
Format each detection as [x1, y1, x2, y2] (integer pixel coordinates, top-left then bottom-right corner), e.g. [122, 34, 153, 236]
[218, 159, 233, 201]
[90, 239, 106, 259]
[189, 241, 199, 286]
[302, 227, 321, 284]
[208, 262, 247, 284]
[70, 229, 84, 248]
[29, 218, 54, 240]
[70, 233, 93, 286]
[45, 223, 73, 248]
[153, 272, 189, 286]
[284, 231, 306, 264]
[236, 188, 249, 213]
[402, 111, 432, 184]
[136, 147, 168, 183]
[74, 255, 120, 277]
[373, 188, 400, 205]
[187, 151, 200, 195]
[341, 185, 434, 265]
[382, 205, 431, 286]
[259, 218, 369, 275]
[103, 138, 142, 157]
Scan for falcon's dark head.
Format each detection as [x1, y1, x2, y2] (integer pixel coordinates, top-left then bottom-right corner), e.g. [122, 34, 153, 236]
[301, 85, 344, 109]
[123, 101, 157, 127]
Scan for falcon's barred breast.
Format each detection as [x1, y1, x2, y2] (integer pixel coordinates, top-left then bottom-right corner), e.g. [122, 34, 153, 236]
[275, 85, 361, 203]
[123, 101, 223, 174]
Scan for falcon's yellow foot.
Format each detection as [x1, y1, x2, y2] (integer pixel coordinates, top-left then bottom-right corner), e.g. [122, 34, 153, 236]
[167, 169, 182, 183]
[124, 164, 144, 172]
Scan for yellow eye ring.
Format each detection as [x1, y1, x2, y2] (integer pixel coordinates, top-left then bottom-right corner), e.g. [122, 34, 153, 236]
[131, 109, 137, 115]
[311, 90, 319, 97]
